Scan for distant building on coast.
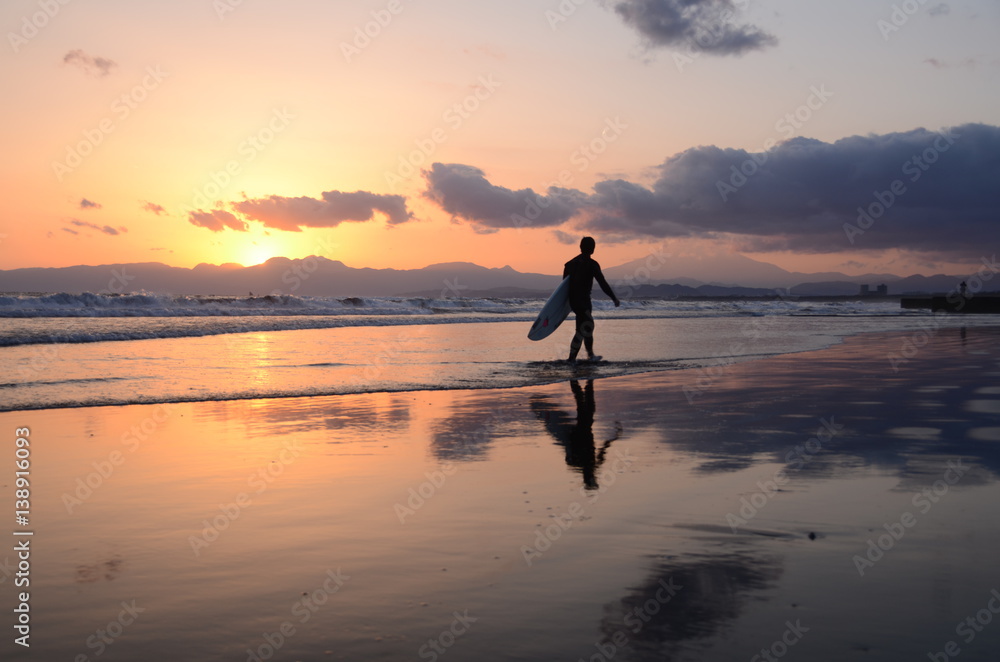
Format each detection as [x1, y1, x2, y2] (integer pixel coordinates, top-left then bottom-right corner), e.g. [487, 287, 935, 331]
[859, 284, 888, 296]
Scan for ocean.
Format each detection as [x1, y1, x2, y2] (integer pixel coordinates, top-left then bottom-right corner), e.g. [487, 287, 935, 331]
[3, 291, 996, 412]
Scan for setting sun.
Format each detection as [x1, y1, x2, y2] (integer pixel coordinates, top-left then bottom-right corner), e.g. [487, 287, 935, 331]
[241, 244, 276, 268]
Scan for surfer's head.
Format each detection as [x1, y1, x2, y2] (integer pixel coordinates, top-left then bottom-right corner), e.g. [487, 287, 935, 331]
[580, 236, 596, 255]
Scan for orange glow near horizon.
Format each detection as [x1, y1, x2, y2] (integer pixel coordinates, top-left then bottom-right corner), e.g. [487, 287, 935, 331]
[1, 2, 995, 280]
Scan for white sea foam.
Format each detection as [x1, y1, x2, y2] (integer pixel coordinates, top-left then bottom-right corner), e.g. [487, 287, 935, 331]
[0, 291, 914, 349]
[1, 293, 971, 412]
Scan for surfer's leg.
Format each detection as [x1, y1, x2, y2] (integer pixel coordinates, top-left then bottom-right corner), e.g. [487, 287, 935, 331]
[569, 314, 584, 361]
[579, 309, 595, 358]
[584, 316, 595, 357]
[568, 303, 589, 361]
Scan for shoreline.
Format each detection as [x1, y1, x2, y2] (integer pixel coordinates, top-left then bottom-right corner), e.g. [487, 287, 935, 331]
[3, 324, 993, 415]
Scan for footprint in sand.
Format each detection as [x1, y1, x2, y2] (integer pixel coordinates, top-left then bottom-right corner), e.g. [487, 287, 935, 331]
[75, 556, 125, 583]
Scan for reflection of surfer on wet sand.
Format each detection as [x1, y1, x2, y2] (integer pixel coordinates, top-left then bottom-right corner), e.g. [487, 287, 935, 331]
[531, 379, 622, 489]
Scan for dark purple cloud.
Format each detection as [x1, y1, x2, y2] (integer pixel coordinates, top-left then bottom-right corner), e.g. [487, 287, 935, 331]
[613, 0, 777, 56]
[422, 124, 1000, 258]
[581, 123, 1000, 255]
[422, 163, 585, 231]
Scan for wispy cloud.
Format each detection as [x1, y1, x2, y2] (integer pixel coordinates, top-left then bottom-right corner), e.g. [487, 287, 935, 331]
[187, 209, 249, 233]
[141, 201, 167, 215]
[462, 44, 506, 61]
[79, 198, 102, 209]
[923, 57, 977, 69]
[928, 3, 950, 17]
[63, 49, 118, 77]
[69, 219, 126, 235]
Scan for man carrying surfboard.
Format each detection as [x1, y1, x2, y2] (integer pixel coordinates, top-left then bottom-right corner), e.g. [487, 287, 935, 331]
[564, 236, 620, 363]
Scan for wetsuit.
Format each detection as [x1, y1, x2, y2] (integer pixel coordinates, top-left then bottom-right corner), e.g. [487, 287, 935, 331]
[563, 254, 616, 360]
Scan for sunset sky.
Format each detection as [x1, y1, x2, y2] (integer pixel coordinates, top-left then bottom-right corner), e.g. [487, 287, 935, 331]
[1, 0, 998, 276]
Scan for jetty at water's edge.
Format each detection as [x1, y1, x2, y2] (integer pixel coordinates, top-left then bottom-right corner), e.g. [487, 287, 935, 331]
[901, 294, 1000, 313]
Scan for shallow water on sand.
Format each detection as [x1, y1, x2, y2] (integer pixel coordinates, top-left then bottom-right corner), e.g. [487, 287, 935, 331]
[4, 327, 1000, 660]
[5, 314, 993, 411]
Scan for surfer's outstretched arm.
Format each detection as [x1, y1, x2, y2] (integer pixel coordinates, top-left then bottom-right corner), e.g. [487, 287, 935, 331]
[594, 268, 620, 306]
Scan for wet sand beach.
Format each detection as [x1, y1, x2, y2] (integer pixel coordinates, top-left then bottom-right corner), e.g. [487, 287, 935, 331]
[4, 326, 1000, 661]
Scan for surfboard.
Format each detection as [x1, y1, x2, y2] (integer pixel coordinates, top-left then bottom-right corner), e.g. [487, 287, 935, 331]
[528, 277, 572, 341]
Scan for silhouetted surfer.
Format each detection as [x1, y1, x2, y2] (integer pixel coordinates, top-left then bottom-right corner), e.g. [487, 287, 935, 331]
[564, 236, 620, 363]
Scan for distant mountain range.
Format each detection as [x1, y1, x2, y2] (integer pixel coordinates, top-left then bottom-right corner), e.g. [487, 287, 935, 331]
[0, 254, 979, 297]
[601, 252, 900, 290]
